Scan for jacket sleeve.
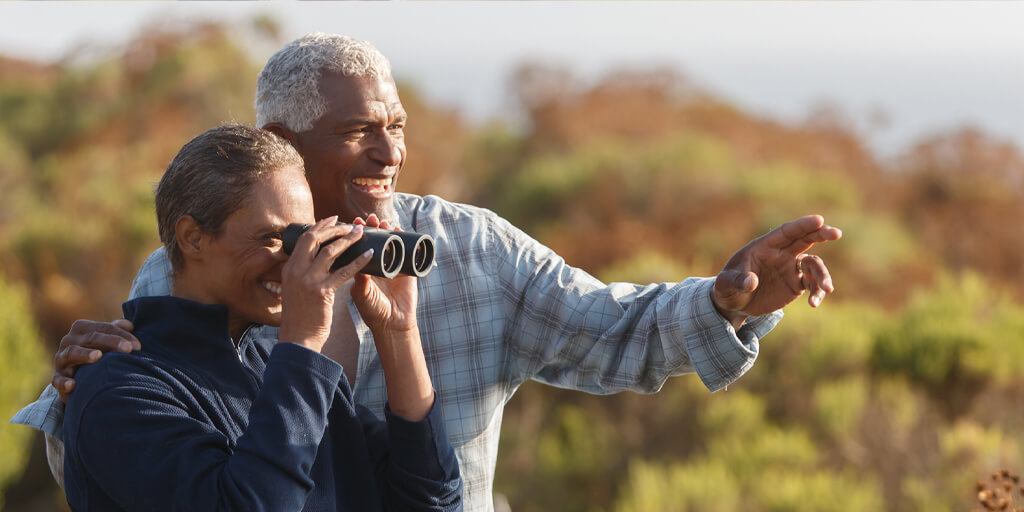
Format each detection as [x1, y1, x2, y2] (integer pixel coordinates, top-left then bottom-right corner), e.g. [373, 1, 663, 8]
[487, 212, 782, 393]
[360, 399, 463, 511]
[65, 343, 343, 512]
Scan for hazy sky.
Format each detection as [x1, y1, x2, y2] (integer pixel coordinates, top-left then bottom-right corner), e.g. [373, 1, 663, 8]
[2, 2, 1021, 159]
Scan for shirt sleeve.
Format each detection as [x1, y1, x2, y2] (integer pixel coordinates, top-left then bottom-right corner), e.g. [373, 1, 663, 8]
[64, 344, 343, 512]
[489, 212, 782, 393]
[128, 247, 173, 299]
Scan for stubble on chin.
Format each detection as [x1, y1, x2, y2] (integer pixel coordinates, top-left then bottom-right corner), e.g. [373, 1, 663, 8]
[376, 201, 399, 227]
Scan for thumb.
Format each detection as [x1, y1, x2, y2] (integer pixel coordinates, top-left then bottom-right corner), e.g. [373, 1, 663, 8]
[713, 270, 758, 309]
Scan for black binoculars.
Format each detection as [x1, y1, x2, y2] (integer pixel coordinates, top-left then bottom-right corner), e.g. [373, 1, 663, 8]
[282, 223, 436, 279]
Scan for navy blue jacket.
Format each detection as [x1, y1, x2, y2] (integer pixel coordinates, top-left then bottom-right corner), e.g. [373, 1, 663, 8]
[63, 296, 462, 511]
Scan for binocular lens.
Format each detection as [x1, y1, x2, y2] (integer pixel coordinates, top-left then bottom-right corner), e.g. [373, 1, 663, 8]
[281, 222, 434, 279]
[380, 239, 402, 276]
[412, 239, 434, 275]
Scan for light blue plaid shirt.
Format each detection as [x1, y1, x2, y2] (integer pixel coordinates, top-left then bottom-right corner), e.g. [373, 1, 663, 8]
[13, 192, 781, 512]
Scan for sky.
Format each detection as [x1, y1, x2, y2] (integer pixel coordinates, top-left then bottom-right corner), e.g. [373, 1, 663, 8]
[1, 2, 1022, 160]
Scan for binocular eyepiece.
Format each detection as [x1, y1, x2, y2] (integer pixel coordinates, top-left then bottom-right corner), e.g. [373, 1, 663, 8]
[281, 223, 436, 279]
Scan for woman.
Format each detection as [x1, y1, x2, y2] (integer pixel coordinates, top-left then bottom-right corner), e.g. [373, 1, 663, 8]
[62, 124, 462, 511]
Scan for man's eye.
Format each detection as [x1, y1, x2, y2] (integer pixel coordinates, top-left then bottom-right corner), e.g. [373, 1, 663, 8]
[263, 233, 283, 245]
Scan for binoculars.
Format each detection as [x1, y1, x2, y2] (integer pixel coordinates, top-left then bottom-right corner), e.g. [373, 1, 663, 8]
[282, 223, 436, 279]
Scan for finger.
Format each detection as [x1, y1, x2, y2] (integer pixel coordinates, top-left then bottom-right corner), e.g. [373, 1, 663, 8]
[353, 217, 367, 226]
[761, 215, 841, 254]
[291, 216, 342, 259]
[351, 273, 374, 300]
[54, 345, 102, 379]
[326, 248, 374, 290]
[800, 254, 834, 293]
[799, 255, 832, 307]
[365, 213, 382, 229]
[62, 320, 139, 351]
[784, 223, 842, 256]
[111, 318, 142, 351]
[311, 224, 364, 276]
[61, 323, 136, 352]
[53, 374, 75, 403]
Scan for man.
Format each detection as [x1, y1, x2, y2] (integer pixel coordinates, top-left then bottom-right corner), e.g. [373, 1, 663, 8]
[13, 33, 841, 512]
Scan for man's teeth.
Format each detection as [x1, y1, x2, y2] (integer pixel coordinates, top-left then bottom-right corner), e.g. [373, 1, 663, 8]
[263, 282, 282, 295]
[352, 177, 392, 188]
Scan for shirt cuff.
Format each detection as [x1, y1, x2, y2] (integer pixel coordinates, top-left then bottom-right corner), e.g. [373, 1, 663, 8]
[681, 277, 783, 392]
[9, 384, 65, 439]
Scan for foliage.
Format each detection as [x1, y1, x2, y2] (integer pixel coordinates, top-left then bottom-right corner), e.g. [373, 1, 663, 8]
[0, 274, 49, 510]
[3, 18, 1024, 512]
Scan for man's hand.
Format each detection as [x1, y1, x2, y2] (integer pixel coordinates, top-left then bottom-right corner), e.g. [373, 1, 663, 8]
[711, 215, 842, 329]
[52, 319, 140, 402]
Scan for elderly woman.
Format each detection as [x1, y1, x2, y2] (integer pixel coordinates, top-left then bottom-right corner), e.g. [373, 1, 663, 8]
[61, 124, 462, 511]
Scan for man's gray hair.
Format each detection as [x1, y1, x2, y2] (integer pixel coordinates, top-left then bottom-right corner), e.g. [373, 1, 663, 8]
[255, 33, 393, 132]
[155, 123, 304, 272]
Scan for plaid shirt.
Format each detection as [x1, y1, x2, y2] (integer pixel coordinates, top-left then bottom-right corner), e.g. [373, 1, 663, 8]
[12, 193, 781, 512]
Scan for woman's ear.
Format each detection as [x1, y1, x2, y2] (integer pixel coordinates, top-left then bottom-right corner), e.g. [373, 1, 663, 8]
[175, 215, 204, 262]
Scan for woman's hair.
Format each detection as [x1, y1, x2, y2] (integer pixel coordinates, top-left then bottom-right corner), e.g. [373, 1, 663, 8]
[255, 33, 392, 132]
[155, 123, 304, 272]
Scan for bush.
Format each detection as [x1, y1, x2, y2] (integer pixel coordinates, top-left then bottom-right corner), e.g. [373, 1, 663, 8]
[0, 273, 49, 509]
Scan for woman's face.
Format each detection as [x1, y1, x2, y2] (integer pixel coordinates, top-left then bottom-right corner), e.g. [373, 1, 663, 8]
[190, 165, 314, 337]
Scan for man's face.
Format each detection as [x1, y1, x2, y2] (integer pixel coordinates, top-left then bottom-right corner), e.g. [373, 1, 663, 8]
[189, 165, 315, 337]
[291, 73, 407, 223]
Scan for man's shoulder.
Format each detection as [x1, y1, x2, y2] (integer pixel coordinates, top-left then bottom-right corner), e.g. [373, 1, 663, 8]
[395, 193, 509, 232]
[395, 192, 494, 216]
[130, 247, 173, 299]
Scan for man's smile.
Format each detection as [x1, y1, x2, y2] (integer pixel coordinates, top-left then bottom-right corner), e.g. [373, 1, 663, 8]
[351, 176, 393, 196]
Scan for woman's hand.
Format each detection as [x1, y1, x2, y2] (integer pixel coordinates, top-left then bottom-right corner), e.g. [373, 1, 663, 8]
[279, 216, 373, 353]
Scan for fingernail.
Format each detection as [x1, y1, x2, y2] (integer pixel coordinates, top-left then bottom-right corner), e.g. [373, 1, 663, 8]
[362, 249, 374, 258]
[119, 341, 132, 352]
[90, 350, 102, 360]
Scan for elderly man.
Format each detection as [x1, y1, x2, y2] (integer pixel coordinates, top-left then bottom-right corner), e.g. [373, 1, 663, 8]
[14, 33, 841, 512]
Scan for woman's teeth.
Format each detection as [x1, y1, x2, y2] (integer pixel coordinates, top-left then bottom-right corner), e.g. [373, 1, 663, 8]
[262, 281, 282, 295]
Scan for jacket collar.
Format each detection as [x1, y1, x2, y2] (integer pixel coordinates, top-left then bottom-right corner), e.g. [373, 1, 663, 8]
[122, 296, 254, 370]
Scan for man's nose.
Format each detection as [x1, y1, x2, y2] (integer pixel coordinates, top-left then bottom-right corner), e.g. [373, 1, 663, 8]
[368, 131, 402, 167]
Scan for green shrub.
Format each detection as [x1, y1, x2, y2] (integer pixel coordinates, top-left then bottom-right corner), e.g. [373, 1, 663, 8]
[0, 274, 49, 509]
[813, 375, 868, 440]
[752, 469, 884, 512]
[614, 458, 741, 512]
[871, 272, 1024, 396]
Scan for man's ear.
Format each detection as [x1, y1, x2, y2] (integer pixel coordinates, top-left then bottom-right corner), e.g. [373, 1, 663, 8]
[175, 215, 205, 263]
[263, 123, 299, 146]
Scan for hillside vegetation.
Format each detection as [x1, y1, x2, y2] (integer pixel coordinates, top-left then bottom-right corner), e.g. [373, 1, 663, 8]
[2, 20, 1022, 512]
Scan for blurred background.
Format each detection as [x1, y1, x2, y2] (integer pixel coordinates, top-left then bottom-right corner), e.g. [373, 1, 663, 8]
[2, 3, 1023, 511]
